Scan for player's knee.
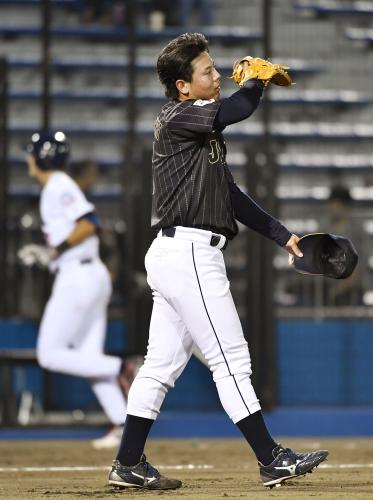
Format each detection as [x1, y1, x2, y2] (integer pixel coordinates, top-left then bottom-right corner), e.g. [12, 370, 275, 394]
[138, 363, 178, 389]
[207, 343, 252, 378]
[143, 371, 176, 389]
[211, 358, 252, 381]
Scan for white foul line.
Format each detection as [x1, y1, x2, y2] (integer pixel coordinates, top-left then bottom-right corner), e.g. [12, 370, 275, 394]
[0, 464, 214, 473]
[320, 463, 373, 469]
[0, 463, 372, 473]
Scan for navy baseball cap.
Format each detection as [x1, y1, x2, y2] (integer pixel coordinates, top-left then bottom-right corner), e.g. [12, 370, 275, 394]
[26, 131, 70, 170]
[293, 233, 358, 279]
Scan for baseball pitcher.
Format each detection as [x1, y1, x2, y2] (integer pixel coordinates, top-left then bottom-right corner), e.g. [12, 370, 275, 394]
[108, 33, 328, 490]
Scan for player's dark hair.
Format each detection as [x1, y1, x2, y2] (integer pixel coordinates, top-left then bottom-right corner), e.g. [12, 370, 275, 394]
[157, 32, 209, 99]
[68, 159, 97, 179]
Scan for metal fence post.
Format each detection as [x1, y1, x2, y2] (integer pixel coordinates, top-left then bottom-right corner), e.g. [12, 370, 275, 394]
[0, 58, 9, 317]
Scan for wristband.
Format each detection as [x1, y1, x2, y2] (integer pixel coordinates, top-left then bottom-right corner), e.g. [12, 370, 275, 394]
[56, 240, 70, 255]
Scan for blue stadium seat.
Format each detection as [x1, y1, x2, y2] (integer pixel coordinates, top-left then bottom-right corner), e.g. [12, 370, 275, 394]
[9, 88, 372, 106]
[7, 55, 324, 77]
[10, 183, 373, 203]
[346, 27, 373, 46]
[278, 153, 373, 172]
[0, 25, 261, 43]
[9, 122, 373, 140]
[9, 89, 166, 103]
[272, 90, 373, 106]
[11, 152, 373, 173]
[10, 185, 123, 201]
[9, 154, 123, 170]
[294, 0, 373, 16]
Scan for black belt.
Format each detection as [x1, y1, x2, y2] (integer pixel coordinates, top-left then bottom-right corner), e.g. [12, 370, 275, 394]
[55, 258, 92, 274]
[162, 227, 227, 250]
[80, 258, 92, 265]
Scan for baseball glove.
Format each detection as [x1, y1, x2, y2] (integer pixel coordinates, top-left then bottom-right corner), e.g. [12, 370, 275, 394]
[231, 56, 293, 88]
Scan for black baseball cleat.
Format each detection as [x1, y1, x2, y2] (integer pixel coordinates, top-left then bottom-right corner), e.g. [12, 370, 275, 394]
[259, 445, 328, 488]
[108, 454, 182, 490]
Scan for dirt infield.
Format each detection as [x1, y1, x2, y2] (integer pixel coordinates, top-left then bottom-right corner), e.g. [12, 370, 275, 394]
[0, 437, 372, 499]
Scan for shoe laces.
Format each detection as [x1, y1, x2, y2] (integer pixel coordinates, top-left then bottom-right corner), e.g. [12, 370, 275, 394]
[282, 447, 299, 462]
[273, 445, 298, 462]
[140, 454, 160, 479]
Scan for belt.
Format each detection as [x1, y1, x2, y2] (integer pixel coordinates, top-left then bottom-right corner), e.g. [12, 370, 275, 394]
[80, 258, 92, 265]
[162, 227, 227, 250]
[55, 258, 93, 274]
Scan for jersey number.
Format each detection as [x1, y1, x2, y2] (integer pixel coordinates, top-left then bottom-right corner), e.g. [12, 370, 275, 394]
[208, 139, 223, 164]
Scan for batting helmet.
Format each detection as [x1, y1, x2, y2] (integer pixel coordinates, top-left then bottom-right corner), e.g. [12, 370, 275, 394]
[27, 131, 70, 170]
[293, 233, 358, 279]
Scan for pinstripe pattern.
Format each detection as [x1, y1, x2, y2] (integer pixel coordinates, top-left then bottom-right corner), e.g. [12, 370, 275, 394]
[151, 99, 238, 239]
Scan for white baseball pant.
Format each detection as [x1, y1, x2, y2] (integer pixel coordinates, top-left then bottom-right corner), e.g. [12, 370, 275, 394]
[127, 226, 261, 423]
[37, 258, 126, 425]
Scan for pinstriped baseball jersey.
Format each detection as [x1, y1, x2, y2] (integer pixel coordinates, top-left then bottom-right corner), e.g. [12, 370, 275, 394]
[151, 98, 238, 239]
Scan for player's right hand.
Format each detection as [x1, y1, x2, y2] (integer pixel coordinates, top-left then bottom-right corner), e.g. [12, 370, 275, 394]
[17, 244, 54, 268]
[284, 234, 303, 265]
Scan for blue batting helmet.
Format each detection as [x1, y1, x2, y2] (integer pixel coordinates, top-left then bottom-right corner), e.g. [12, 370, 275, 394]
[27, 131, 70, 170]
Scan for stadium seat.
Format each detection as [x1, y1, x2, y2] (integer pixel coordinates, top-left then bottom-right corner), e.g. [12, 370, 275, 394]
[345, 27, 373, 46]
[7, 55, 325, 77]
[0, 24, 262, 43]
[294, 0, 373, 17]
[12, 88, 371, 106]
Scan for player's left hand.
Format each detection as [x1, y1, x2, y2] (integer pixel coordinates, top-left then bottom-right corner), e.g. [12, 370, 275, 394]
[284, 234, 303, 265]
[231, 56, 293, 88]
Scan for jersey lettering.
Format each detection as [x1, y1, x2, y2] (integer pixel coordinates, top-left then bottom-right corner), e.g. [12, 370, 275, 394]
[208, 139, 223, 164]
